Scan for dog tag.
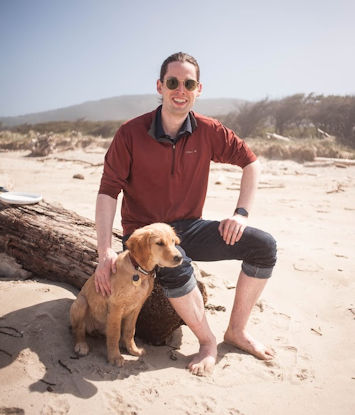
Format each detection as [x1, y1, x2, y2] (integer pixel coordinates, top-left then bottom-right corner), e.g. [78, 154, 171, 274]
[132, 274, 141, 287]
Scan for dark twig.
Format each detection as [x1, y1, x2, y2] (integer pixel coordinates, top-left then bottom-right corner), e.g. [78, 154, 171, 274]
[0, 326, 23, 338]
[0, 408, 25, 415]
[39, 379, 56, 386]
[58, 359, 72, 374]
[205, 304, 226, 312]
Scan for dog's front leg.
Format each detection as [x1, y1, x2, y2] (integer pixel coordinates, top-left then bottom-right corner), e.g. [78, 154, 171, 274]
[106, 305, 124, 366]
[122, 308, 146, 357]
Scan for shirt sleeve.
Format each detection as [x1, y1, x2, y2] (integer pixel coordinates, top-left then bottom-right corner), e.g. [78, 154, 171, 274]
[98, 127, 132, 199]
[210, 120, 257, 168]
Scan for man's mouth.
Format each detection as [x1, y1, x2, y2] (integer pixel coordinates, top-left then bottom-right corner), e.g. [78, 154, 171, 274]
[173, 98, 187, 104]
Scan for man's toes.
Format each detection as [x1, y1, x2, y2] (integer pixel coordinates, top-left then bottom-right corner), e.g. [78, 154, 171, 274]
[188, 362, 212, 377]
[265, 347, 276, 359]
[189, 363, 202, 376]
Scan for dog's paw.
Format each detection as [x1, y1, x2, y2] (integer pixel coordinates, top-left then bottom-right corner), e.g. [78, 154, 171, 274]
[128, 346, 146, 357]
[108, 353, 125, 367]
[74, 342, 89, 356]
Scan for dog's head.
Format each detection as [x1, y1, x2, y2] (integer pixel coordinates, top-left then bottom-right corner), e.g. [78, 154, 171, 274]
[126, 223, 182, 270]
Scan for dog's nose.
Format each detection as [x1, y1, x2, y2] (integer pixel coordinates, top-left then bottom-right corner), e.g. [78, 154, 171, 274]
[174, 255, 182, 263]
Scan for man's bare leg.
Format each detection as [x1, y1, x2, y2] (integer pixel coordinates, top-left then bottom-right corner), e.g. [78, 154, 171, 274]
[224, 270, 274, 360]
[169, 286, 217, 376]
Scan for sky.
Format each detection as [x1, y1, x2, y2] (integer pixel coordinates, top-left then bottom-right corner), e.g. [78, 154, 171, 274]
[1, 0, 354, 117]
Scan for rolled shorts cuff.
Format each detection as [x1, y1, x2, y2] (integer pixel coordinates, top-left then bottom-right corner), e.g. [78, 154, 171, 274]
[242, 262, 274, 279]
[161, 273, 197, 298]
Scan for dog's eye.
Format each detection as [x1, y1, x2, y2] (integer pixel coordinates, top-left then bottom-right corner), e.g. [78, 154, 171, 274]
[156, 241, 165, 246]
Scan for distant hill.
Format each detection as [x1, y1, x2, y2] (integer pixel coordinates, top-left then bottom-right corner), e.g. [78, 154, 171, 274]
[0, 95, 245, 127]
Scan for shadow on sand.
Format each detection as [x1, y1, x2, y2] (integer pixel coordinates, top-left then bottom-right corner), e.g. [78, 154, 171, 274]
[0, 296, 190, 399]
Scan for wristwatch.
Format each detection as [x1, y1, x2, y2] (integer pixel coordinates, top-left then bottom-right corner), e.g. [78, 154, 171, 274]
[234, 207, 249, 217]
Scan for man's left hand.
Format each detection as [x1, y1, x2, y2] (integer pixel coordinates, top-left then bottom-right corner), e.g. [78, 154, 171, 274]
[218, 214, 248, 245]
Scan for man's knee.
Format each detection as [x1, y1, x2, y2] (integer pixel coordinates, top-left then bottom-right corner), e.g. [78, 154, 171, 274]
[241, 229, 277, 278]
[262, 232, 277, 267]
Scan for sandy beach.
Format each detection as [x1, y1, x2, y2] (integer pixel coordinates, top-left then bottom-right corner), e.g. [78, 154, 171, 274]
[0, 147, 354, 415]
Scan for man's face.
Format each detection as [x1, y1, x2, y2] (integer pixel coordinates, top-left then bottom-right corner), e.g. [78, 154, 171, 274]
[157, 61, 202, 116]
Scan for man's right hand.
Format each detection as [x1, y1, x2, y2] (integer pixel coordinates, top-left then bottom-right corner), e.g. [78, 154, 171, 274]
[94, 248, 118, 296]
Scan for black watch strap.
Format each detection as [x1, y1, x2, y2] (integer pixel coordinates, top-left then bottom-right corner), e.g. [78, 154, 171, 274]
[234, 207, 249, 217]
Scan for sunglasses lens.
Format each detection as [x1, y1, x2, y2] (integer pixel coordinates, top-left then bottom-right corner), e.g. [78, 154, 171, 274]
[165, 77, 198, 91]
[185, 80, 198, 91]
[166, 77, 179, 90]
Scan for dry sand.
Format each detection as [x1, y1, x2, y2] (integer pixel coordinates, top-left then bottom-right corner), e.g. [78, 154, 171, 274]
[0, 148, 354, 415]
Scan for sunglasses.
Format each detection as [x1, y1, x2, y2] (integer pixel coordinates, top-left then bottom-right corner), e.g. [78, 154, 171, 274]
[165, 77, 199, 91]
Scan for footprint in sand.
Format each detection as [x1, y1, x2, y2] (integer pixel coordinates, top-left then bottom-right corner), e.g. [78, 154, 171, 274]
[139, 386, 160, 403]
[293, 258, 323, 272]
[105, 391, 140, 415]
[171, 394, 218, 415]
[40, 399, 70, 415]
[264, 345, 314, 384]
[16, 349, 46, 381]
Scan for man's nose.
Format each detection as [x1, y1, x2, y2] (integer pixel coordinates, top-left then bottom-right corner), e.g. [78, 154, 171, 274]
[177, 81, 185, 92]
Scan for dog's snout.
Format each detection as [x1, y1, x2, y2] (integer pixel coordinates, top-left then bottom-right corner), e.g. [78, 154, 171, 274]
[174, 255, 183, 264]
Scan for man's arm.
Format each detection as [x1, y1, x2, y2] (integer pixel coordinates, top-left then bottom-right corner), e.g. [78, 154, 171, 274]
[218, 159, 261, 245]
[95, 193, 118, 296]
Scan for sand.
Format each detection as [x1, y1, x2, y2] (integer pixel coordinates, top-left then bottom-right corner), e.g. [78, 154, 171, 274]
[0, 148, 354, 415]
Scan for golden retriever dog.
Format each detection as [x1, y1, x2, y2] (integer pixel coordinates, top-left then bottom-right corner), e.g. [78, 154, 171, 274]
[70, 222, 182, 366]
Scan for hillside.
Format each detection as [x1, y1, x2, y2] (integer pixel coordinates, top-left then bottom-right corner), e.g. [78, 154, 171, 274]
[0, 95, 245, 127]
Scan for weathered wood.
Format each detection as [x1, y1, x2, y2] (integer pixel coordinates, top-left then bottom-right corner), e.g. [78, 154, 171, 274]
[266, 132, 291, 142]
[304, 157, 355, 168]
[0, 200, 207, 345]
[314, 157, 355, 165]
[0, 200, 111, 288]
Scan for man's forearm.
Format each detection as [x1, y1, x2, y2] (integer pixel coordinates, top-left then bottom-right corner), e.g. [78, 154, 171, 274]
[236, 160, 261, 213]
[95, 193, 118, 258]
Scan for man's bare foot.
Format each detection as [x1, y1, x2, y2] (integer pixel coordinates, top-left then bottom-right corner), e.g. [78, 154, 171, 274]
[187, 341, 217, 376]
[224, 328, 275, 360]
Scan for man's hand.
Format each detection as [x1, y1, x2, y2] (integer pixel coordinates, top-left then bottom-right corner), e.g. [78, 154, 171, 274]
[218, 214, 248, 245]
[94, 248, 118, 296]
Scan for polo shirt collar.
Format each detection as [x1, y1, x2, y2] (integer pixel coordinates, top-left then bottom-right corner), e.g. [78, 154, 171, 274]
[148, 105, 197, 143]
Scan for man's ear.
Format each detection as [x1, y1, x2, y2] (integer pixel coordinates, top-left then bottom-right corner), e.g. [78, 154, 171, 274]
[157, 79, 163, 95]
[196, 82, 203, 98]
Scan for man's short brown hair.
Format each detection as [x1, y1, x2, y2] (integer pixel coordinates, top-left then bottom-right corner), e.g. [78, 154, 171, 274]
[160, 52, 200, 82]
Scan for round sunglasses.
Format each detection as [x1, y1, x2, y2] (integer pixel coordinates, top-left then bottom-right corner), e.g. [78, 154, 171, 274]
[165, 77, 199, 91]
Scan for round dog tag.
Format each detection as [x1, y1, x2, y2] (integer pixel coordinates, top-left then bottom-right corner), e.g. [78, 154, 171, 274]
[132, 274, 141, 286]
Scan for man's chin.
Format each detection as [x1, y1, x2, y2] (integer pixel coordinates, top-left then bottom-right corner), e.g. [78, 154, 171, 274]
[170, 103, 193, 114]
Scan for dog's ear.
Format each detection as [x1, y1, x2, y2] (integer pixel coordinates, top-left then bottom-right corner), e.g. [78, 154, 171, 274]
[171, 229, 180, 245]
[126, 229, 152, 267]
[168, 226, 180, 245]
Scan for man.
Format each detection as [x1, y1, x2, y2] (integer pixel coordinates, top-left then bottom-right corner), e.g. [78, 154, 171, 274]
[95, 52, 277, 376]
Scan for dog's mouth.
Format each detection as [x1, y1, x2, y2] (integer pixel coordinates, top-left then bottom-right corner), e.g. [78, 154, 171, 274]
[158, 254, 183, 268]
[175, 256, 183, 266]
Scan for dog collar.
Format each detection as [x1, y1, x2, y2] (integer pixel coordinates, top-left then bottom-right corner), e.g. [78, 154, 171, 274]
[129, 253, 156, 278]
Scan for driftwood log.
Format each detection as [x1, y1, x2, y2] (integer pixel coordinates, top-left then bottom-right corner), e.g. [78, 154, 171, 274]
[0, 200, 207, 345]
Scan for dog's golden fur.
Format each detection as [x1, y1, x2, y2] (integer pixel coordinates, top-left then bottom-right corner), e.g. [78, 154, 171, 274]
[70, 223, 182, 366]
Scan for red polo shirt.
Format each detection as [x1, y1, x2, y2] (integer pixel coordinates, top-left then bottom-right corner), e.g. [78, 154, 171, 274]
[99, 107, 257, 235]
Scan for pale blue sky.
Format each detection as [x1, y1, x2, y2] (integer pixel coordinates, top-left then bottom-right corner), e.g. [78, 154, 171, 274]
[1, 0, 354, 117]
